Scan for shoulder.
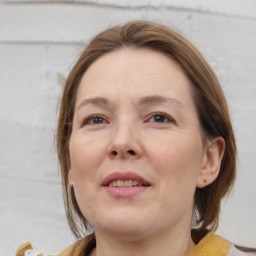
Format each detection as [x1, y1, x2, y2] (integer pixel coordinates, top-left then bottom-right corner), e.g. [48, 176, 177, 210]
[188, 231, 256, 256]
[15, 241, 79, 256]
[16, 234, 95, 256]
[189, 230, 256, 256]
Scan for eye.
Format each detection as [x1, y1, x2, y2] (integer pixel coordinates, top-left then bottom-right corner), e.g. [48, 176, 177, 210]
[82, 115, 108, 126]
[147, 113, 174, 123]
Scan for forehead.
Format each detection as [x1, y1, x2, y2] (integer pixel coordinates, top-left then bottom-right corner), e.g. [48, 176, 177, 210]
[76, 47, 195, 108]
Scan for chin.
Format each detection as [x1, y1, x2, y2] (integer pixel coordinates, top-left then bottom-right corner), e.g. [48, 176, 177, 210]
[92, 210, 152, 240]
[99, 225, 149, 241]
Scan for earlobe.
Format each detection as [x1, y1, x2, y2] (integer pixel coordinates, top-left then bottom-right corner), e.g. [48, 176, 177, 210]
[68, 169, 74, 185]
[197, 137, 225, 188]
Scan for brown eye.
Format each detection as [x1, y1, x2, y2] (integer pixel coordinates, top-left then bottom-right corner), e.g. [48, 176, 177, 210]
[149, 113, 172, 123]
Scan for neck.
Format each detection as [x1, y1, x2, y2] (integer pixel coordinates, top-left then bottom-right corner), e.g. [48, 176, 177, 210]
[91, 228, 195, 256]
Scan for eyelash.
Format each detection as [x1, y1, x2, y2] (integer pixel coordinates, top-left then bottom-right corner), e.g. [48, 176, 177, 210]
[80, 113, 175, 127]
[81, 115, 108, 127]
[146, 113, 175, 124]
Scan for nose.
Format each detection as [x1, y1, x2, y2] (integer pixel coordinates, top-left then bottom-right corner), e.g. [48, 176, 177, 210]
[107, 122, 143, 159]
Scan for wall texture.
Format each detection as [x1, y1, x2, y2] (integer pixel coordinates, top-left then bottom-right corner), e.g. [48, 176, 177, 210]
[0, 0, 255, 255]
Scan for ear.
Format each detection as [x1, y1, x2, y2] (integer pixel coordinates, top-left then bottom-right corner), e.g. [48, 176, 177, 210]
[197, 137, 225, 188]
[68, 169, 74, 185]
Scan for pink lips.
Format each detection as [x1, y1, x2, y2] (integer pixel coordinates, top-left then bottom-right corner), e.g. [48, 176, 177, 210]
[102, 172, 151, 197]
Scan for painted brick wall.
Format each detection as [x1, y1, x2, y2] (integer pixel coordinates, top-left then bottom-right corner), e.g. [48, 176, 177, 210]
[0, 0, 255, 255]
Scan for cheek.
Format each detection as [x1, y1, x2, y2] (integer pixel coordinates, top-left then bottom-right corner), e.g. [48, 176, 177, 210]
[148, 140, 200, 222]
[69, 135, 106, 181]
[148, 134, 203, 185]
[69, 136, 104, 218]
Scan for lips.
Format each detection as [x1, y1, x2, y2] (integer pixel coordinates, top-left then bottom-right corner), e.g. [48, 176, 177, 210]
[108, 180, 143, 187]
[102, 172, 151, 187]
[102, 172, 151, 197]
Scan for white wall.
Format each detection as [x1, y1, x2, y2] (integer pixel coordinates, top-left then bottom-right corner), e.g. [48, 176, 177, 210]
[0, 0, 255, 255]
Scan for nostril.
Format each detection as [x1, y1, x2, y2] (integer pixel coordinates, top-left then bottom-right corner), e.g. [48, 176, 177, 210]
[110, 149, 136, 157]
[112, 151, 118, 156]
[127, 150, 135, 155]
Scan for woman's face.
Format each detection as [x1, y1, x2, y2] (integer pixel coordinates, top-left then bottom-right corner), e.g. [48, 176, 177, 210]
[69, 48, 208, 240]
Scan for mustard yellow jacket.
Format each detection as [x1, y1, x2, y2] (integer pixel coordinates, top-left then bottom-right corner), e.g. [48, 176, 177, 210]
[16, 232, 256, 256]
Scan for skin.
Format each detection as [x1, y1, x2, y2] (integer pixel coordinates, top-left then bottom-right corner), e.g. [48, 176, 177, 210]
[69, 47, 224, 256]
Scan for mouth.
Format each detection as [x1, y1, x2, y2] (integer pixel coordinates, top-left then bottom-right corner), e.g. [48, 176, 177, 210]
[102, 172, 151, 197]
[102, 172, 151, 187]
[107, 180, 146, 187]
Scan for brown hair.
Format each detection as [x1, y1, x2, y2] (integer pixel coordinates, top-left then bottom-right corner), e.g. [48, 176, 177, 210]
[57, 20, 236, 238]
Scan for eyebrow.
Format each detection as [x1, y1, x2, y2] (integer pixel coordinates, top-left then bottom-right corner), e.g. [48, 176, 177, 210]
[77, 95, 183, 109]
[139, 95, 183, 107]
[77, 97, 110, 109]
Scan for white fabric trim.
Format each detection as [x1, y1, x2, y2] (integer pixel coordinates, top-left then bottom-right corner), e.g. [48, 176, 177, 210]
[23, 249, 42, 256]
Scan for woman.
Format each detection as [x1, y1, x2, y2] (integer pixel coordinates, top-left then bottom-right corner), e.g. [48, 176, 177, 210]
[17, 21, 255, 256]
